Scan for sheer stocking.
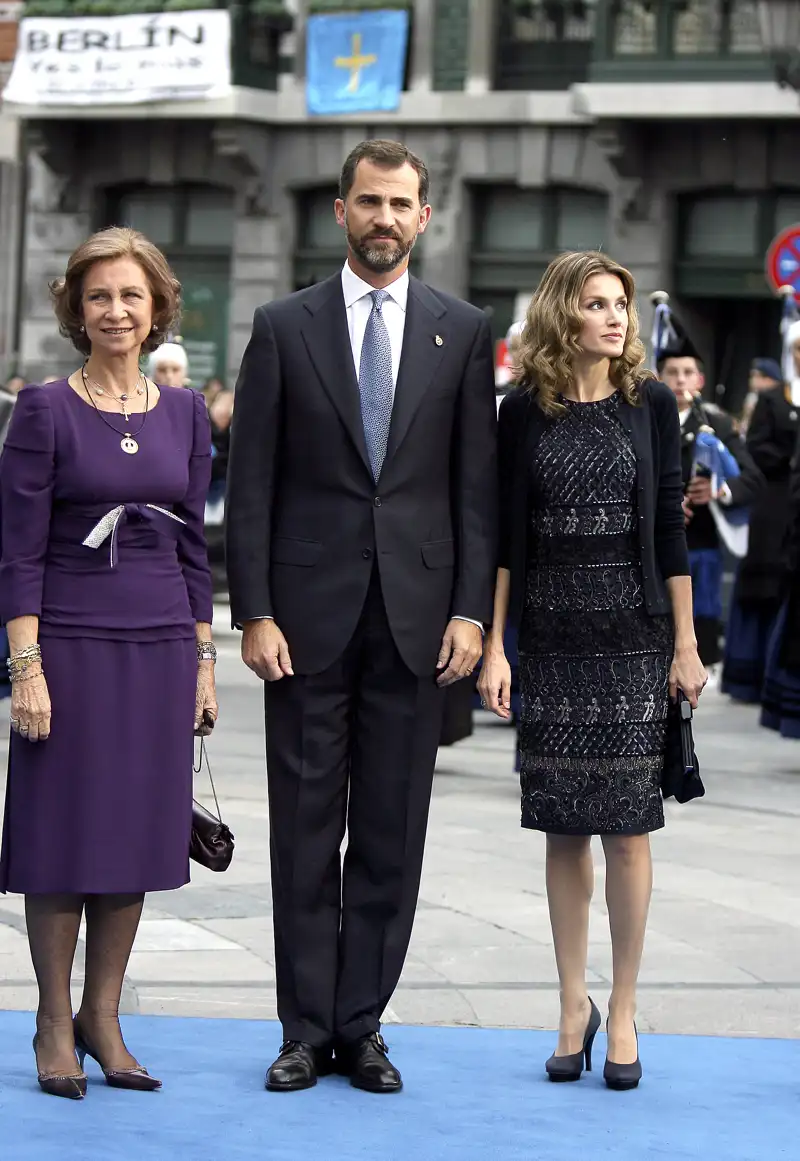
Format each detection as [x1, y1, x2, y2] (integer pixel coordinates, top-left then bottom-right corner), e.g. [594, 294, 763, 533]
[25, 893, 85, 1077]
[76, 893, 145, 1071]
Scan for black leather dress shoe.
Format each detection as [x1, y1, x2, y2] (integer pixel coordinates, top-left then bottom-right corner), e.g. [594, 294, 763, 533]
[265, 1041, 333, 1092]
[336, 1033, 403, 1093]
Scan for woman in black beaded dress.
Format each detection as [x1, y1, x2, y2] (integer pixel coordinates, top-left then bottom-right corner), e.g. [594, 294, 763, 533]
[479, 251, 706, 1090]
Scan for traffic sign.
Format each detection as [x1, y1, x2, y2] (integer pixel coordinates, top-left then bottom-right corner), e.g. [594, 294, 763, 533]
[766, 223, 800, 302]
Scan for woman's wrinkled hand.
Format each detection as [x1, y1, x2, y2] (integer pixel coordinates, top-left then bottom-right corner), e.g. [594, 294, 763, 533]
[194, 662, 219, 736]
[669, 645, 707, 709]
[10, 671, 51, 743]
[477, 647, 513, 720]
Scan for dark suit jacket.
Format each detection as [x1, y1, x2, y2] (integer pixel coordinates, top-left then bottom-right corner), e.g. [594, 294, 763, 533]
[225, 272, 498, 676]
[679, 402, 763, 553]
[740, 386, 799, 604]
[498, 379, 689, 630]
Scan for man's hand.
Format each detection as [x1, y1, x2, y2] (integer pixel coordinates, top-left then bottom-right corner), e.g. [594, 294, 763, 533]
[436, 619, 482, 687]
[685, 475, 712, 507]
[682, 497, 694, 525]
[242, 619, 294, 682]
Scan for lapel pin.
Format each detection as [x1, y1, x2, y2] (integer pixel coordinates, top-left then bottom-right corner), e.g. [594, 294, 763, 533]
[435, 335, 444, 346]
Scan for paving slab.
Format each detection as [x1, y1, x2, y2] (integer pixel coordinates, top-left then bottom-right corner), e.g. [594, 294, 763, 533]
[0, 634, 799, 1040]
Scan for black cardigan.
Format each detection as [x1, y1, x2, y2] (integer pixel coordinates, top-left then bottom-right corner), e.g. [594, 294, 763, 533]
[498, 379, 690, 629]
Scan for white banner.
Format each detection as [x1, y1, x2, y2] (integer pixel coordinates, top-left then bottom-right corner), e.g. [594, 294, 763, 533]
[3, 9, 231, 106]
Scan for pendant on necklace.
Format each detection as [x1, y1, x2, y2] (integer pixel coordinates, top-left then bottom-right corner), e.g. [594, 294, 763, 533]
[121, 435, 139, 455]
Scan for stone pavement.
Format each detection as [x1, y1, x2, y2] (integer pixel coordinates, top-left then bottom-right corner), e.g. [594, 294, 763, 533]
[1, 608, 799, 1041]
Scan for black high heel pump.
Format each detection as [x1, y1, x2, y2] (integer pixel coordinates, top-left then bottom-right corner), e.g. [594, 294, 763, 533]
[603, 1019, 642, 1091]
[545, 997, 601, 1082]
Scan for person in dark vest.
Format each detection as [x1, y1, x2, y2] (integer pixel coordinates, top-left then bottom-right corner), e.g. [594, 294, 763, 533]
[723, 357, 798, 700]
[657, 334, 763, 672]
[225, 140, 497, 1094]
[761, 420, 800, 738]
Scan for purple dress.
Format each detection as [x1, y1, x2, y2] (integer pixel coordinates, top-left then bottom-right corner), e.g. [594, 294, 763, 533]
[0, 380, 213, 894]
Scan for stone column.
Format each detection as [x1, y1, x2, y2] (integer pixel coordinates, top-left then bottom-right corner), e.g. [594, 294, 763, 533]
[228, 212, 285, 383]
[0, 156, 22, 380]
[465, 0, 495, 94]
[18, 149, 89, 381]
[409, 0, 434, 91]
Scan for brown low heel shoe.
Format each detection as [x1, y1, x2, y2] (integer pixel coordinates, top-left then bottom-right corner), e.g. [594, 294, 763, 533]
[32, 1034, 87, 1101]
[73, 1019, 162, 1092]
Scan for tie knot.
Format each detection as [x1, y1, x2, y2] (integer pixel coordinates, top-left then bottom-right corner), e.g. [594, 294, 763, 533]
[370, 289, 390, 312]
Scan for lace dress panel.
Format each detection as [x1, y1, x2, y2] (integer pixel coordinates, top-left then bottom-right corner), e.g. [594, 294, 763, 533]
[518, 392, 672, 836]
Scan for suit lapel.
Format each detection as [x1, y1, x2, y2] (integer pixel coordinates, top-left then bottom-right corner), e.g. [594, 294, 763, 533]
[384, 278, 447, 466]
[300, 274, 371, 473]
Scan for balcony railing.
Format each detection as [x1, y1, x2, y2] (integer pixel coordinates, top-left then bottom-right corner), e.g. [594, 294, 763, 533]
[592, 0, 772, 81]
[495, 0, 596, 90]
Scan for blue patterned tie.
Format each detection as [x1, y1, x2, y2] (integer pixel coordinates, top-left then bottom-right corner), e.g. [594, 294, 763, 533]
[358, 289, 394, 481]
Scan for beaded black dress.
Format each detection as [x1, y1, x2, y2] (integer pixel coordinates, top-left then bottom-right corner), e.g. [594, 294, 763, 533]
[518, 392, 672, 836]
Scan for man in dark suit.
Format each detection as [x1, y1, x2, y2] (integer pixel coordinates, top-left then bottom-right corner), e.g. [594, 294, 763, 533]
[226, 140, 497, 1094]
[657, 336, 763, 669]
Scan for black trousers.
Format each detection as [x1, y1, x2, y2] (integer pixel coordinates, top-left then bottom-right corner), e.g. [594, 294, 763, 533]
[264, 572, 446, 1046]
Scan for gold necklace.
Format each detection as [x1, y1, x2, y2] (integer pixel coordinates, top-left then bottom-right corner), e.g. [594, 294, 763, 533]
[83, 364, 146, 422]
[81, 366, 150, 454]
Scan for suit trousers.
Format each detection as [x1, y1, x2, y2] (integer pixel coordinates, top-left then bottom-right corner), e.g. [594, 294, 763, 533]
[264, 570, 446, 1046]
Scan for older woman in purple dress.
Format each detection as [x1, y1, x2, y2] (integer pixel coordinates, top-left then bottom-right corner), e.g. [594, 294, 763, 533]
[0, 228, 217, 1099]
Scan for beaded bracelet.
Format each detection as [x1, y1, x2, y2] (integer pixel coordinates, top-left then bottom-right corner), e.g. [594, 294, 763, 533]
[7, 645, 42, 681]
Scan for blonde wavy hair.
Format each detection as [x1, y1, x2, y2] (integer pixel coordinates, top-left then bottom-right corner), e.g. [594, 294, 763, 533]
[517, 250, 653, 417]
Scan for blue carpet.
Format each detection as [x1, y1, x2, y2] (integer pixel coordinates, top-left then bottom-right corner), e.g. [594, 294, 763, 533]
[1, 1012, 795, 1160]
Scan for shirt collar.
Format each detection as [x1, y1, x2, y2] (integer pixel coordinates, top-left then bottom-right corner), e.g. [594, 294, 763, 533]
[341, 261, 409, 313]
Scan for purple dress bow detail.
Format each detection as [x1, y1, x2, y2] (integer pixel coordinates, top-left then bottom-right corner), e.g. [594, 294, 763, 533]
[82, 503, 187, 569]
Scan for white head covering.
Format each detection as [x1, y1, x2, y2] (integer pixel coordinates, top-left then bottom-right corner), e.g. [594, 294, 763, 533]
[147, 342, 188, 377]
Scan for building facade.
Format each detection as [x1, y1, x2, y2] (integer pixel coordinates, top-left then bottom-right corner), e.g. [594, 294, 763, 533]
[2, 0, 800, 405]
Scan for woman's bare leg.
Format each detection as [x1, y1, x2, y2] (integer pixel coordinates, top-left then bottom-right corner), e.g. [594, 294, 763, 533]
[601, 833, 653, 1064]
[545, 834, 594, 1054]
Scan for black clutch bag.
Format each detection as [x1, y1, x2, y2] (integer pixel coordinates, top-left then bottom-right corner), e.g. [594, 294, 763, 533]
[661, 691, 705, 804]
[190, 737, 235, 872]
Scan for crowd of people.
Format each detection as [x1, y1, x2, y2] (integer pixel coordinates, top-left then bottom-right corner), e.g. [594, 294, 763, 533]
[0, 136, 797, 1108]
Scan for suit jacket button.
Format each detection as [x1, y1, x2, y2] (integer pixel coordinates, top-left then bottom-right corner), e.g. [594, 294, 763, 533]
[374, 496, 382, 507]
[362, 548, 372, 559]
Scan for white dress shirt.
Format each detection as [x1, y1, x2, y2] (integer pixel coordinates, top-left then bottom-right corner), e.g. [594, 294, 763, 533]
[342, 261, 408, 390]
[251, 265, 484, 637]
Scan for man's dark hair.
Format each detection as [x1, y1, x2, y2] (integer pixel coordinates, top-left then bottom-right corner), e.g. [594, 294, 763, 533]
[339, 139, 429, 206]
[657, 353, 704, 374]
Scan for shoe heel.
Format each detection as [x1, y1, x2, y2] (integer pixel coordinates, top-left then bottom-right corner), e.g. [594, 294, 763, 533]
[584, 1028, 597, 1073]
[76, 1047, 86, 1070]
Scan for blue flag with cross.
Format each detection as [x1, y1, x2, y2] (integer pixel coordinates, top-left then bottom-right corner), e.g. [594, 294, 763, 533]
[306, 9, 410, 116]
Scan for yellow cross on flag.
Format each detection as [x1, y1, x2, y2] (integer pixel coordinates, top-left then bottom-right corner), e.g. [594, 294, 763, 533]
[335, 33, 377, 94]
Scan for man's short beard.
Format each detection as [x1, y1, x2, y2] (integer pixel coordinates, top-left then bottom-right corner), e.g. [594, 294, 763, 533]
[347, 226, 416, 273]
